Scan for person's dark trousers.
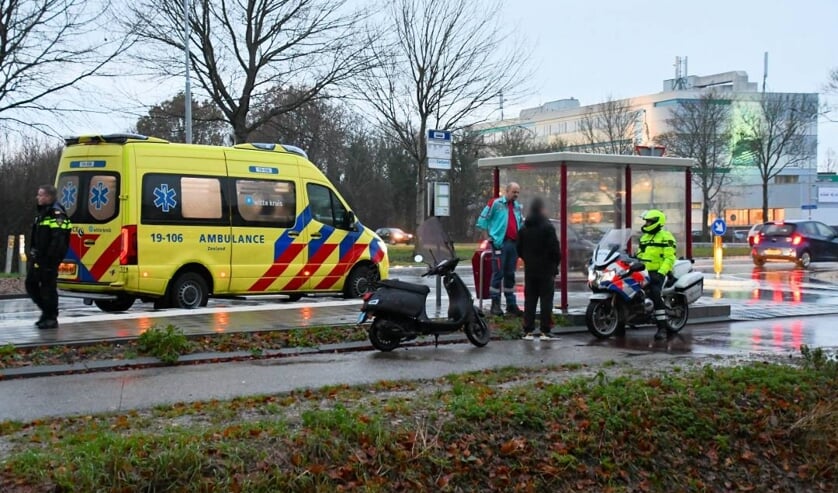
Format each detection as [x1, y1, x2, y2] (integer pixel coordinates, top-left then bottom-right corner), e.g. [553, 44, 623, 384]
[522, 274, 555, 334]
[648, 271, 669, 338]
[25, 263, 58, 323]
[490, 240, 519, 308]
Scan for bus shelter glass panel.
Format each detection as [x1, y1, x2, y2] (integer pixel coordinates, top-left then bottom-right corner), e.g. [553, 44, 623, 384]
[498, 166, 623, 277]
[630, 168, 687, 256]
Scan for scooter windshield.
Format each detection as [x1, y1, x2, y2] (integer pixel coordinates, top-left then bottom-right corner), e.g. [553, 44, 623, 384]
[591, 228, 634, 268]
[414, 216, 456, 264]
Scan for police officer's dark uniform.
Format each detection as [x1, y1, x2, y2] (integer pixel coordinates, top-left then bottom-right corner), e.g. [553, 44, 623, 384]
[26, 186, 71, 329]
[637, 209, 677, 340]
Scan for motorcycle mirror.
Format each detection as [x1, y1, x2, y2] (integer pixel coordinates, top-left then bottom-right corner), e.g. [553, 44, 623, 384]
[414, 254, 424, 263]
[629, 262, 645, 272]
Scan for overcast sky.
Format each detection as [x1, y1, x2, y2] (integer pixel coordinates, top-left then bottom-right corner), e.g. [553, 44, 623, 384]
[500, 0, 838, 165]
[60, 0, 838, 165]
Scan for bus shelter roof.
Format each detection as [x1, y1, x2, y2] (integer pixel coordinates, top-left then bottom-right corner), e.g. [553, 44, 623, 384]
[477, 151, 695, 170]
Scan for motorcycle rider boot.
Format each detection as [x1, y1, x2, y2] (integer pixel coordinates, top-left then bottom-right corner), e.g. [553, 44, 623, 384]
[653, 310, 668, 340]
[490, 299, 503, 316]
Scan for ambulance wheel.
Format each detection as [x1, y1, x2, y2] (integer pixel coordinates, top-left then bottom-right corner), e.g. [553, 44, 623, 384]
[94, 295, 135, 313]
[344, 265, 379, 298]
[170, 272, 209, 309]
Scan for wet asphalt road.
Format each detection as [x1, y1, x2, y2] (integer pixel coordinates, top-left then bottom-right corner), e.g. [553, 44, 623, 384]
[0, 312, 836, 421]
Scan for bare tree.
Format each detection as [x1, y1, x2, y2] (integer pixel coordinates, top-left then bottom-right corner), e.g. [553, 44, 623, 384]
[827, 67, 838, 94]
[134, 93, 229, 145]
[0, 139, 62, 270]
[656, 92, 733, 240]
[734, 93, 818, 222]
[356, 0, 529, 238]
[579, 96, 638, 155]
[248, 87, 350, 181]
[128, 0, 372, 144]
[0, 0, 130, 134]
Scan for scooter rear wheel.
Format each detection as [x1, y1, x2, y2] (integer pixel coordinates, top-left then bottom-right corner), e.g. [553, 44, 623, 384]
[369, 319, 401, 352]
[465, 307, 491, 347]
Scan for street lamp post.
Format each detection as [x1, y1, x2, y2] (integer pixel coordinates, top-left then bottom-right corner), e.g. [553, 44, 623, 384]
[183, 0, 192, 144]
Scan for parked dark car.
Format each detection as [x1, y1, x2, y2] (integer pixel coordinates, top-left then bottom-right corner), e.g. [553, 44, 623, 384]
[751, 220, 838, 268]
[549, 220, 596, 273]
[374, 227, 414, 245]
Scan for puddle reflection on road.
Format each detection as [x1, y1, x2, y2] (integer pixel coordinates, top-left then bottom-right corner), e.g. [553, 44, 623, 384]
[584, 315, 836, 356]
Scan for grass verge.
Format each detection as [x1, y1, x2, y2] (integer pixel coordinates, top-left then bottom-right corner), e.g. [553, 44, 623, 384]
[0, 359, 834, 492]
[0, 314, 561, 370]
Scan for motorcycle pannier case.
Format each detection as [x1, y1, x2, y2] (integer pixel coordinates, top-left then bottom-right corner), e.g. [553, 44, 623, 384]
[370, 280, 429, 318]
[673, 272, 703, 304]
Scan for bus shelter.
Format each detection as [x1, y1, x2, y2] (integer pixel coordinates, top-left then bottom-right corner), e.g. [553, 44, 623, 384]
[477, 152, 695, 312]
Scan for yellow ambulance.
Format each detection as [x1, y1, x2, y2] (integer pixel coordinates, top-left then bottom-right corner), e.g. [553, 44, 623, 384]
[54, 134, 389, 311]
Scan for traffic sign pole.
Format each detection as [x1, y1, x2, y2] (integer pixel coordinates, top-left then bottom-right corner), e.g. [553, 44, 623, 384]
[711, 218, 726, 277]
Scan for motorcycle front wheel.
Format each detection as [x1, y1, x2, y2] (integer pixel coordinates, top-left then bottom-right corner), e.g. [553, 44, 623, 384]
[465, 307, 491, 347]
[368, 319, 401, 352]
[665, 295, 689, 333]
[585, 299, 624, 339]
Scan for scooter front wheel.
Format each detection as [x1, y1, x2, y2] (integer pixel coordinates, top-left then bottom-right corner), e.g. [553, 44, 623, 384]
[465, 307, 491, 347]
[585, 299, 624, 339]
[369, 319, 401, 352]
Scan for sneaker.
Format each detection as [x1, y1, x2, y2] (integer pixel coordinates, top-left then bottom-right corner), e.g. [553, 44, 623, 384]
[506, 305, 523, 316]
[522, 333, 535, 341]
[540, 334, 559, 341]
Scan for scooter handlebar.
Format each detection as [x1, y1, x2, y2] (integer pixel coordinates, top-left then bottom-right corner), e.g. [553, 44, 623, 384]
[421, 257, 461, 277]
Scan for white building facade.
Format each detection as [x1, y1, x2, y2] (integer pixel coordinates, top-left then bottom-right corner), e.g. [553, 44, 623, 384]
[477, 71, 823, 231]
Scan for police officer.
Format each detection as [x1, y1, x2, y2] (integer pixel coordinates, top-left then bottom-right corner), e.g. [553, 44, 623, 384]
[26, 184, 71, 329]
[637, 209, 677, 340]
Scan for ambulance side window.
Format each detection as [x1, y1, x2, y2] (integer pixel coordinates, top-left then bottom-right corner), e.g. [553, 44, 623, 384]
[234, 179, 296, 227]
[307, 183, 351, 230]
[142, 174, 227, 225]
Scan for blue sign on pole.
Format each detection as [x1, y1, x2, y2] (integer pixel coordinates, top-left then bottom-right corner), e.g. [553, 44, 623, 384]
[801, 204, 818, 210]
[712, 218, 727, 236]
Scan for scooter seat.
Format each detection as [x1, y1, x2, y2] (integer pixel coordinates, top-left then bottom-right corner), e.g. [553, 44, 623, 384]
[376, 279, 431, 295]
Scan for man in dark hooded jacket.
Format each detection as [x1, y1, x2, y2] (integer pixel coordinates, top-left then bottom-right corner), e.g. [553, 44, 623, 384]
[516, 198, 561, 340]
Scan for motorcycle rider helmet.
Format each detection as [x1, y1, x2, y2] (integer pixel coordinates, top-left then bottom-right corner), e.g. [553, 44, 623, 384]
[641, 209, 665, 234]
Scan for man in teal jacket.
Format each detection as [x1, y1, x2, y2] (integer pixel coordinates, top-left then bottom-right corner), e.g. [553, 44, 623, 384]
[476, 182, 523, 316]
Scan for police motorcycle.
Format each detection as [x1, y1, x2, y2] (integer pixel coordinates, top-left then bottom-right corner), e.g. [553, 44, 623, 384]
[585, 229, 704, 339]
[357, 227, 490, 352]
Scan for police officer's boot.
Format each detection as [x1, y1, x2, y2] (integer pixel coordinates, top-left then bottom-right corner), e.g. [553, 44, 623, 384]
[653, 310, 668, 340]
[490, 299, 503, 316]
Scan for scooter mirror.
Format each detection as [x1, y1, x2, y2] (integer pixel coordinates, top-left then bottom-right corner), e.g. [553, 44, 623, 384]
[414, 254, 424, 263]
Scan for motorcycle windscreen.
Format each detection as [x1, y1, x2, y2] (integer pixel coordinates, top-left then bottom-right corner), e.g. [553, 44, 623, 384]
[592, 228, 634, 268]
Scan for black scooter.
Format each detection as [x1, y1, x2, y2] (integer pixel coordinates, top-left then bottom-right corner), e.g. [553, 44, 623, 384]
[357, 253, 491, 352]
